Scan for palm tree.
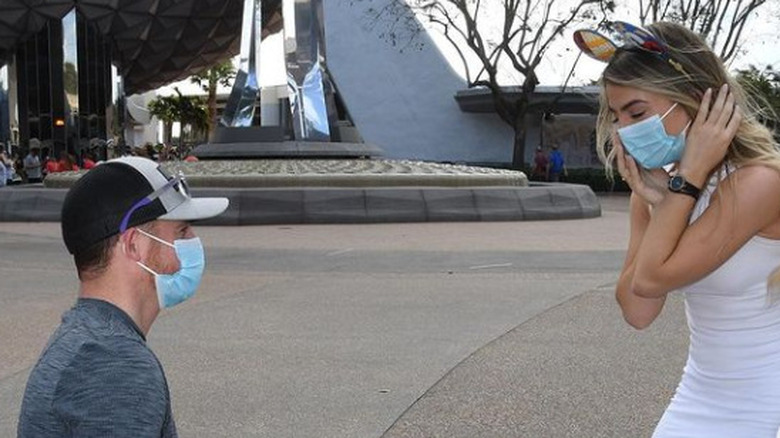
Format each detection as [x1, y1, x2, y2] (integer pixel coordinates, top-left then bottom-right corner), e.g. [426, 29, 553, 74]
[177, 93, 209, 147]
[190, 59, 236, 140]
[148, 88, 209, 149]
[147, 94, 180, 145]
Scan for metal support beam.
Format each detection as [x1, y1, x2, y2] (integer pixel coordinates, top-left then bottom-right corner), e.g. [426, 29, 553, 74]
[107, 65, 126, 158]
[283, 0, 330, 141]
[221, 0, 262, 127]
[62, 8, 80, 157]
[0, 63, 10, 154]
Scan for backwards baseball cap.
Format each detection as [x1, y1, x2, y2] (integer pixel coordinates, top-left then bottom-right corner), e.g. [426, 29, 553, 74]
[61, 156, 228, 255]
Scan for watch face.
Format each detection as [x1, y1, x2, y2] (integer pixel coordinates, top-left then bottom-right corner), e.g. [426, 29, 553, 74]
[670, 176, 684, 190]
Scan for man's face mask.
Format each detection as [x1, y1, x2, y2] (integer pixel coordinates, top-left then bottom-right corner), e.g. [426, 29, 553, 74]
[135, 228, 205, 309]
[617, 102, 691, 169]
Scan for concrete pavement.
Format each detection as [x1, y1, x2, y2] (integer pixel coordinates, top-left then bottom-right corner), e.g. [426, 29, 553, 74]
[0, 194, 688, 437]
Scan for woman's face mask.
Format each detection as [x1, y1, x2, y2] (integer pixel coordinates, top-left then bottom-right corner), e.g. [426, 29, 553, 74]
[135, 228, 205, 309]
[617, 102, 691, 169]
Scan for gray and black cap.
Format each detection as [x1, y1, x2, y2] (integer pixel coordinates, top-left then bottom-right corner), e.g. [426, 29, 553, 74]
[61, 156, 228, 255]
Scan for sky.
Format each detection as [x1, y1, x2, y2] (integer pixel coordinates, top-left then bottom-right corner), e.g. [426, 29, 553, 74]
[420, 0, 780, 87]
[158, 0, 780, 96]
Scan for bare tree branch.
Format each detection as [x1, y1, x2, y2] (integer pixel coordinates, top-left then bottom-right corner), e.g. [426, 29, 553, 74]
[637, 0, 767, 62]
[360, 0, 611, 167]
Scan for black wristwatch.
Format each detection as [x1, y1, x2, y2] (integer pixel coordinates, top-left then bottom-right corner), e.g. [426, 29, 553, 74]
[668, 175, 701, 200]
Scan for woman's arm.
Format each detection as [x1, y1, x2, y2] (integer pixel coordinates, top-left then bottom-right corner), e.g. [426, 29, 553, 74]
[626, 85, 780, 297]
[632, 165, 780, 298]
[616, 193, 667, 329]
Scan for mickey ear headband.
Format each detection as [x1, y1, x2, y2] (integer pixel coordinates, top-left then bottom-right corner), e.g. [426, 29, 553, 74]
[573, 21, 689, 77]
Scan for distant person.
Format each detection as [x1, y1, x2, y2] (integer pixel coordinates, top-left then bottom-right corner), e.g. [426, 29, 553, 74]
[531, 146, 549, 181]
[57, 152, 80, 172]
[0, 152, 8, 187]
[40, 147, 51, 177]
[82, 152, 96, 170]
[44, 155, 60, 175]
[548, 143, 567, 182]
[12, 153, 24, 183]
[23, 141, 43, 183]
[17, 156, 229, 437]
[576, 21, 780, 436]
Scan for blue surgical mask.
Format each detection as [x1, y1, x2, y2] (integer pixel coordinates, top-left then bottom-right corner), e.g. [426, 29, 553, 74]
[617, 103, 690, 169]
[136, 228, 205, 309]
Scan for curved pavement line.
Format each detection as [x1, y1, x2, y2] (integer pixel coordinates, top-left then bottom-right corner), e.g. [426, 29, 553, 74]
[379, 281, 617, 436]
[380, 282, 689, 438]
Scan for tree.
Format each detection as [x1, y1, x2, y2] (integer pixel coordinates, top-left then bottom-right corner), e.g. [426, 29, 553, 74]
[148, 88, 208, 149]
[633, 0, 769, 62]
[736, 65, 780, 134]
[362, 0, 613, 169]
[177, 93, 209, 147]
[148, 94, 179, 145]
[190, 59, 236, 140]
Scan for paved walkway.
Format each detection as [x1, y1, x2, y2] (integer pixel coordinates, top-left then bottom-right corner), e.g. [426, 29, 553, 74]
[0, 195, 688, 437]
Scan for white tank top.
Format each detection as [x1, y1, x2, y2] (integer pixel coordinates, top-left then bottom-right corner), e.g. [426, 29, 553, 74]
[653, 168, 780, 437]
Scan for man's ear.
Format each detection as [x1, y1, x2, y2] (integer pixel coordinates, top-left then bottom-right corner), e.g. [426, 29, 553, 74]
[119, 229, 143, 262]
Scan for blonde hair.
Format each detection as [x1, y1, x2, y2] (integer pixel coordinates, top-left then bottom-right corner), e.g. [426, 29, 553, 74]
[594, 21, 780, 295]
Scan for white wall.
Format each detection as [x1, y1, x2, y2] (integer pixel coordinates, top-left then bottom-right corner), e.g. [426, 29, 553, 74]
[125, 91, 159, 147]
[324, 0, 513, 165]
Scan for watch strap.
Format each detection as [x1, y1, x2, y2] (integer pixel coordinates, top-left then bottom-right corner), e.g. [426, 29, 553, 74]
[668, 175, 701, 200]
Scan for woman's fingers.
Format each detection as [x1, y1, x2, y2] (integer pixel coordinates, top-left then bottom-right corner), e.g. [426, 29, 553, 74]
[716, 89, 736, 128]
[695, 87, 713, 125]
[624, 152, 640, 182]
[614, 140, 631, 181]
[710, 84, 729, 121]
[725, 104, 742, 138]
[702, 83, 734, 129]
[613, 137, 624, 169]
[680, 83, 739, 180]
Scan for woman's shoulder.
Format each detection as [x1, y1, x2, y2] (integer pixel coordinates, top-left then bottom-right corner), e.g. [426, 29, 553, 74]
[713, 163, 780, 227]
[720, 163, 780, 189]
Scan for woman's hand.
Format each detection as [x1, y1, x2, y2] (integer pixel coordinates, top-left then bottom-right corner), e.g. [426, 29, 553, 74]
[614, 134, 669, 207]
[679, 84, 742, 187]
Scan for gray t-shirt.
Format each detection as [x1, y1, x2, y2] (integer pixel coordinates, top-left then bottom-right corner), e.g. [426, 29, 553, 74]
[17, 298, 177, 437]
[23, 154, 41, 179]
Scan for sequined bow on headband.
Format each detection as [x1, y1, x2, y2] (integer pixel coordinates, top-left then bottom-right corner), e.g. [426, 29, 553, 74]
[573, 21, 689, 77]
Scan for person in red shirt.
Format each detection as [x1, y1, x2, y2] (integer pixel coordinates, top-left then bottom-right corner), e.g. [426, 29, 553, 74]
[58, 152, 80, 172]
[45, 157, 60, 174]
[82, 153, 96, 170]
[532, 146, 549, 181]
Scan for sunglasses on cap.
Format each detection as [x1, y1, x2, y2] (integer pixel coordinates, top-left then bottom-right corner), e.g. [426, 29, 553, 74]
[119, 173, 191, 233]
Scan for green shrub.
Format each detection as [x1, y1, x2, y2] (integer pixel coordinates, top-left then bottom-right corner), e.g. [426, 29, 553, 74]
[525, 167, 631, 193]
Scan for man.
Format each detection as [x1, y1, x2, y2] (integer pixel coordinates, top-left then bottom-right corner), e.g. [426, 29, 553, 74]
[17, 156, 228, 437]
[548, 143, 567, 182]
[23, 140, 42, 183]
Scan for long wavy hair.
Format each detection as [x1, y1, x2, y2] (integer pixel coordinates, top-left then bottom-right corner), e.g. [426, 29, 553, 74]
[594, 21, 780, 297]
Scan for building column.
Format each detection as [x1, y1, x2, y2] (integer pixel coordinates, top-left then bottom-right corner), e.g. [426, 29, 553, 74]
[62, 8, 80, 159]
[108, 65, 126, 159]
[221, 0, 262, 128]
[283, 0, 331, 141]
[0, 62, 12, 154]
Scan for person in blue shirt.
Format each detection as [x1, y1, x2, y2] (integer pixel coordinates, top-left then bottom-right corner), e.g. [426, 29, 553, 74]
[548, 143, 567, 182]
[0, 152, 8, 187]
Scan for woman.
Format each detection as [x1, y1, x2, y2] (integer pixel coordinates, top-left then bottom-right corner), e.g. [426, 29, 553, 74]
[57, 152, 80, 172]
[589, 22, 780, 436]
